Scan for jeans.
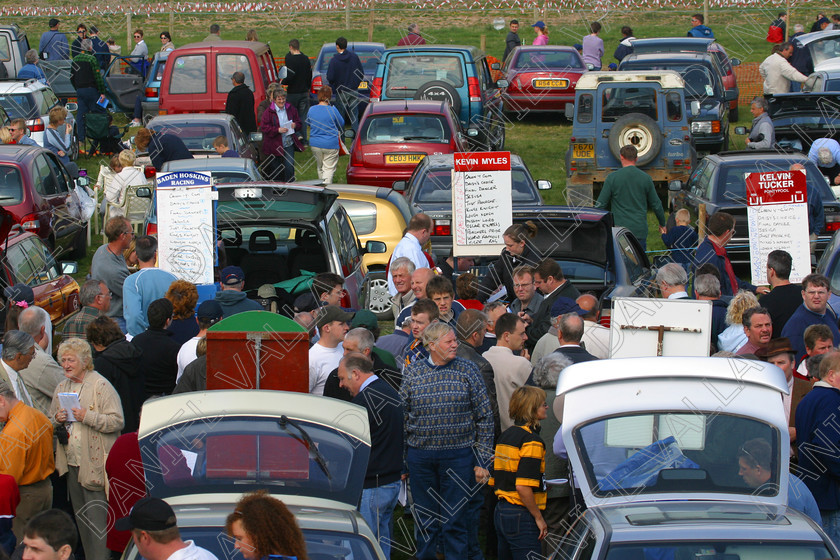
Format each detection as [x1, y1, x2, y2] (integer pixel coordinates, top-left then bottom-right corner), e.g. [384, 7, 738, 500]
[822, 509, 840, 548]
[360, 481, 401, 558]
[407, 446, 476, 560]
[336, 89, 360, 132]
[76, 86, 102, 142]
[287, 92, 311, 142]
[495, 500, 541, 560]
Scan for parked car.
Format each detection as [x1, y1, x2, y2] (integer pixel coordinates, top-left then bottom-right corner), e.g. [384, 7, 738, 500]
[123, 390, 386, 559]
[629, 37, 741, 120]
[395, 153, 550, 260]
[329, 183, 412, 318]
[791, 29, 840, 76]
[144, 113, 261, 165]
[564, 70, 697, 204]
[619, 52, 736, 153]
[669, 150, 840, 264]
[816, 229, 840, 315]
[0, 206, 80, 336]
[501, 45, 587, 117]
[552, 356, 838, 559]
[345, 99, 473, 188]
[770, 93, 840, 154]
[158, 41, 279, 122]
[0, 24, 30, 80]
[102, 51, 170, 122]
[370, 45, 508, 150]
[802, 61, 840, 92]
[0, 144, 89, 258]
[310, 41, 385, 106]
[0, 80, 76, 157]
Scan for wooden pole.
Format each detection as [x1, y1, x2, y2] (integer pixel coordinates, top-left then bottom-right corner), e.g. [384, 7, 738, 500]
[480, 34, 486, 52]
[169, 11, 174, 35]
[346, 0, 351, 30]
[703, 0, 708, 31]
[126, 13, 132, 51]
[698, 203, 707, 241]
[368, 4, 374, 42]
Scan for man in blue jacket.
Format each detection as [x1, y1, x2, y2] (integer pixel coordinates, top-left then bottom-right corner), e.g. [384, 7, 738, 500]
[781, 273, 840, 362]
[687, 14, 714, 38]
[694, 212, 764, 298]
[326, 37, 363, 132]
[38, 19, 69, 60]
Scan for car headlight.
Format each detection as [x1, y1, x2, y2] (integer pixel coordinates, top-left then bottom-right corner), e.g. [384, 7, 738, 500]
[690, 121, 721, 134]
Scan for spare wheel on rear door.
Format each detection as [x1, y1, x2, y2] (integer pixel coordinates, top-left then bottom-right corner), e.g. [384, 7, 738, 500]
[608, 113, 663, 166]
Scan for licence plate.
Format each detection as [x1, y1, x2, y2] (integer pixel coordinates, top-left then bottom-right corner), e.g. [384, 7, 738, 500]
[533, 78, 569, 88]
[358, 81, 369, 89]
[385, 153, 425, 164]
[573, 143, 594, 158]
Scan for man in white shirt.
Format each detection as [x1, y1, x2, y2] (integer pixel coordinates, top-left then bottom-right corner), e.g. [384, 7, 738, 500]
[387, 213, 432, 295]
[577, 294, 610, 360]
[759, 42, 807, 94]
[116, 496, 219, 560]
[484, 313, 532, 430]
[309, 305, 353, 395]
[656, 263, 689, 299]
[176, 301, 224, 381]
[0, 331, 36, 408]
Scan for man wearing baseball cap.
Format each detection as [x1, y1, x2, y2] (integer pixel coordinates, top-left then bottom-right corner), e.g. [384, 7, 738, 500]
[115, 496, 218, 560]
[309, 305, 354, 395]
[214, 266, 263, 318]
[39, 19, 70, 61]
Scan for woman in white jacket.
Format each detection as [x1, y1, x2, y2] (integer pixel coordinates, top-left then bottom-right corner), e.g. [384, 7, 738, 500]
[106, 150, 147, 216]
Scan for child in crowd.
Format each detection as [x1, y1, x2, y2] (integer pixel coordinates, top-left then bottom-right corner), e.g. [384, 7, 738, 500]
[213, 135, 239, 157]
[662, 208, 699, 273]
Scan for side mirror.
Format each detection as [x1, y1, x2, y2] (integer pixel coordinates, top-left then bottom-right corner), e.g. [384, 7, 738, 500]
[65, 102, 78, 112]
[344, 129, 356, 139]
[724, 89, 738, 102]
[364, 240, 387, 254]
[668, 180, 683, 192]
[734, 126, 747, 135]
[730, 58, 741, 66]
[466, 127, 479, 137]
[690, 100, 701, 116]
[392, 180, 407, 192]
[75, 176, 90, 188]
[249, 132, 263, 142]
[135, 186, 152, 198]
[490, 62, 501, 70]
[536, 180, 552, 190]
[60, 261, 78, 275]
[496, 79, 509, 88]
[565, 104, 575, 119]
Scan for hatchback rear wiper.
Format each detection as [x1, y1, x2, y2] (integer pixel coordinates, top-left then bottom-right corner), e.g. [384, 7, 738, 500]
[401, 136, 438, 141]
[278, 416, 332, 481]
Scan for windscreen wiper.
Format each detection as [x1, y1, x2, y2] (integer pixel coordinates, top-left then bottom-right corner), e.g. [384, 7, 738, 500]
[278, 416, 332, 481]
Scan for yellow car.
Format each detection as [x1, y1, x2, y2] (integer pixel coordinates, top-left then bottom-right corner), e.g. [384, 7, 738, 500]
[330, 183, 411, 318]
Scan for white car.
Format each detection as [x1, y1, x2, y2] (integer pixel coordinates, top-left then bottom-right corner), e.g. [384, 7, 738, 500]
[0, 79, 77, 157]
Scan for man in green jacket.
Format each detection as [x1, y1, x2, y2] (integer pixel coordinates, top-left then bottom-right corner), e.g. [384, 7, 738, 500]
[595, 144, 667, 251]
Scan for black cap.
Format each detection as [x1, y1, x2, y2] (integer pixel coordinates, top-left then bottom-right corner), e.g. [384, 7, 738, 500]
[114, 497, 177, 532]
[49, 18, 61, 27]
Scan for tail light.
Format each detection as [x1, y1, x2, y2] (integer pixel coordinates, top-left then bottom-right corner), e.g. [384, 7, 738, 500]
[340, 290, 352, 309]
[310, 75, 323, 96]
[826, 213, 840, 232]
[673, 160, 683, 166]
[369, 77, 382, 101]
[433, 220, 451, 236]
[468, 77, 481, 102]
[27, 118, 44, 132]
[349, 144, 363, 167]
[144, 166, 156, 178]
[144, 87, 158, 98]
[599, 309, 611, 329]
[20, 213, 39, 234]
[146, 222, 157, 236]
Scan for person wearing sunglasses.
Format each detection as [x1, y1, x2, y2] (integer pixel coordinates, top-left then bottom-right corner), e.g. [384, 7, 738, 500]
[159, 31, 174, 52]
[70, 23, 88, 58]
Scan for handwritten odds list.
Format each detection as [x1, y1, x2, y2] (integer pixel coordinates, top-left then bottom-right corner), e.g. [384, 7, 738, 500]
[452, 152, 512, 257]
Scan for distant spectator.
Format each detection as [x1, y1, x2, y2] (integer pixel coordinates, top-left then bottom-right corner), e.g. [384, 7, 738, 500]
[213, 135, 238, 158]
[159, 30, 175, 52]
[614, 26, 635, 62]
[43, 106, 77, 174]
[123, 235, 178, 337]
[695, 274, 728, 344]
[504, 20, 522, 62]
[70, 24, 87, 58]
[582, 21, 603, 69]
[8, 119, 38, 147]
[17, 50, 46, 84]
[204, 23, 222, 42]
[307, 85, 344, 182]
[532, 21, 549, 46]
[759, 42, 807, 95]
[88, 26, 110, 70]
[62, 279, 110, 342]
[695, 212, 760, 296]
[688, 13, 714, 37]
[662, 208, 698, 272]
[91, 217, 133, 332]
[397, 23, 426, 46]
[246, 29, 259, 41]
[283, 39, 313, 144]
[214, 266, 263, 318]
[106, 150, 147, 216]
[134, 128, 194, 170]
[128, 29, 148, 75]
[718, 291, 760, 352]
[259, 87, 302, 182]
[225, 71, 257, 135]
[38, 18, 69, 60]
[326, 36, 364, 131]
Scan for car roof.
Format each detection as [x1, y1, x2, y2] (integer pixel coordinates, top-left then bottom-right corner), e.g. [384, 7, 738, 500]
[177, 40, 271, 53]
[318, 42, 385, 51]
[161, 157, 257, 172]
[422, 152, 526, 169]
[814, 58, 840, 72]
[706, 150, 810, 164]
[147, 113, 236, 125]
[0, 80, 47, 93]
[385, 44, 484, 57]
[629, 37, 715, 51]
[794, 29, 840, 47]
[0, 144, 42, 162]
[514, 45, 579, 52]
[366, 99, 450, 114]
[575, 70, 685, 89]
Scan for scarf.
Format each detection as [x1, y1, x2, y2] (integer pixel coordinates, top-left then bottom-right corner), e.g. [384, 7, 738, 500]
[711, 240, 737, 295]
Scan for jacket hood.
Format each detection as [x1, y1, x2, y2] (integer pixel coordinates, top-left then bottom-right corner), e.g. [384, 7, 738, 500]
[215, 290, 250, 304]
[334, 49, 353, 61]
[100, 340, 144, 378]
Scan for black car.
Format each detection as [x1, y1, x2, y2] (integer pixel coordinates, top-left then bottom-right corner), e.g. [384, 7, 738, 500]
[770, 93, 840, 154]
[670, 150, 840, 264]
[619, 52, 736, 153]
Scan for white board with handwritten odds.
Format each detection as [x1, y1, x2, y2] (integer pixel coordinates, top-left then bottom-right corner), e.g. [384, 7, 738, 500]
[451, 151, 513, 257]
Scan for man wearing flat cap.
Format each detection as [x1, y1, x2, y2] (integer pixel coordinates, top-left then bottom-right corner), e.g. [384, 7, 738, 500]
[214, 266, 262, 318]
[309, 305, 353, 395]
[115, 496, 218, 560]
[756, 337, 811, 441]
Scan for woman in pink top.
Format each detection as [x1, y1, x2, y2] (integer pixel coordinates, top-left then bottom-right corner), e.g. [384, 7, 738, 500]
[532, 21, 549, 45]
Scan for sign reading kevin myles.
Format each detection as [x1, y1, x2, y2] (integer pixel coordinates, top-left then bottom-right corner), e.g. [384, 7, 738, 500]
[451, 151, 512, 256]
[745, 169, 810, 285]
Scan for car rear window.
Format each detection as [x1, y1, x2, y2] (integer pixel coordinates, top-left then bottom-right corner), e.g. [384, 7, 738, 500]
[601, 87, 657, 122]
[339, 199, 377, 235]
[0, 94, 38, 120]
[212, 171, 254, 184]
[0, 37, 9, 61]
[216, 54, 254, 93]
[385, 55, 464, 98]
[361, 114, 450, 145]
[149, 123, 226, 151]
[513, 50, 584, 69]
[0, 165, 23, 203]
[719, 161, 835, 203]
[607, 542, 831, 559]
[415, 169, 539, 204]
[169, 54, 207, 94]
[318, 48, 383, 73]
[827, 78, 840, 92]
[622, 62, 717, 98]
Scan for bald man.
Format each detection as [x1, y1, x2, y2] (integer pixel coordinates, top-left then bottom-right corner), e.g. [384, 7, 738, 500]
[577, 294, 610, 359]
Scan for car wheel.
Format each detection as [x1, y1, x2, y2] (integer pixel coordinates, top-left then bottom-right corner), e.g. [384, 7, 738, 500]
[494, 121, 506, 150]
[730, 105, 739, 122]
[69, 138, 79, 161]
[608, 113, 663, 167]
[414, 81, 462, 117]
[71, 229, 87, 260]
[366, 272, 393, 320]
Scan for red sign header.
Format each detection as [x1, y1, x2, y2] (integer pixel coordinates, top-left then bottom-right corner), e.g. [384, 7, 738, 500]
[454, 151, 511, 172]
[745, 170, 808, 206]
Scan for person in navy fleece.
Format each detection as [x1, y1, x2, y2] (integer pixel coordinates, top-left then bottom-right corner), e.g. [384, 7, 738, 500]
[213, 135, 238, 158]
[781, 273, 840, 362]
[662, 208, 698, 273]
[695, 212, 766, 297]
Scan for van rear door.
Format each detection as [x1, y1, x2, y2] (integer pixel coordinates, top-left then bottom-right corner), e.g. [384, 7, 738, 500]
[162, 51, 212, 114]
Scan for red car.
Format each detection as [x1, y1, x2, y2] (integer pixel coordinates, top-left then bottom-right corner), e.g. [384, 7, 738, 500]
[502, 46, 587, 117]
[346, 100, 473, 188]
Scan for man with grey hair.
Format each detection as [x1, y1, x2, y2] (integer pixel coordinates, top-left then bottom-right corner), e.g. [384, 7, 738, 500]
[62, 279, 110, 341]
[745, 96, 775, 149]
[397, 23, 426, 46]
[656, 262, 689, 299]
[17, 307, 63, 417]
[552, 313, 597, 364]
[0, 331, 36, 408]
[17, 49, 47, 84]
[70, 37, 106, 146]
[808, 138, 840, 186]
[390, 256, 417, 323]
[225, 70, 257, 134]
[204, 23, 222, 42]
[324, 327, 401, 400]
[695, 273, 728, 342]
[760, 41, 807, 94]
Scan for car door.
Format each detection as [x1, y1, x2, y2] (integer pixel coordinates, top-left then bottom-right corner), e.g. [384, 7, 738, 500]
[5, 235, 66, 320]
[615, 228, 655, 297]
[327, 206, 364, 309]
[477, 56, 504, 148]
[40, 152, 81, 249]
[104, 56, 145, 111]
[229, 118, 258, 163]
[683, 159, 713, 214]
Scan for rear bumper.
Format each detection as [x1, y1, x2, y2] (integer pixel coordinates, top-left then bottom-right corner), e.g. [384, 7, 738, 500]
[345, 166, 411, 189]
[502, 93, 574, 113]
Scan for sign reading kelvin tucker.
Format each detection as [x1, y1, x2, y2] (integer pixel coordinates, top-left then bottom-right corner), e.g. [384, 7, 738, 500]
[451, 151, 512, 256]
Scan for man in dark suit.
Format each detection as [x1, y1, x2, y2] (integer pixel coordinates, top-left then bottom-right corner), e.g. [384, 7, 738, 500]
[551, 312, 598, 364]
[521, 258, 580, 351]
[225, 71, 257, 134]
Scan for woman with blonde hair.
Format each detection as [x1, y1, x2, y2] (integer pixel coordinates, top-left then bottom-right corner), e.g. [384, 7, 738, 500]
[44, 106, 76, 171]
[492, 385, 549, 559]
[226, 490, 308, 559]
[718, 290, 760, 352]
[0, 126, 11, 144]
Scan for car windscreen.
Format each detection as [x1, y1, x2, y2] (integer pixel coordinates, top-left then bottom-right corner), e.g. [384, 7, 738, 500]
[318, 49, 383, 73]
[512, 50, 584, 69]
[606, 542, 831, 560]
[621, 62, 717, 98]
[362, 114, 451, 144]
[415, 169, 540, 204]
[573, 412, 780, 499]
[0, 166, 23, 204]
[385, 55, 464, 98]
[601, 87, 657, 122]
[719, 162, 835, 203]
[149, 123, 226, 151]
[810, 37, 840, 67]
[0, 94, 39, 120]
[826, 78, 840, 91]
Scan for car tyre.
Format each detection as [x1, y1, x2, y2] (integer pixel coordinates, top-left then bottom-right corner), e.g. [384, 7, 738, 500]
[608, 113, 663, 167]
[494, 121, 506, 150]
[365, 271, 393, 320]
[414, 81, 462, 117]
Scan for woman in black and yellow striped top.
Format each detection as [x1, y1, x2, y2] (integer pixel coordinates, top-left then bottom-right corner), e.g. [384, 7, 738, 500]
[490, 386, 549, 560]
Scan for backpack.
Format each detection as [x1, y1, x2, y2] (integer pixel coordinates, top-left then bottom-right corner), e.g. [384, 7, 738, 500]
[767, 25, 784, 43]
